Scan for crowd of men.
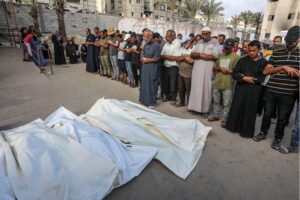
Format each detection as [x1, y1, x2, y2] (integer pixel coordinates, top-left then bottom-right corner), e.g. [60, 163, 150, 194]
[33, 24, 297, 154]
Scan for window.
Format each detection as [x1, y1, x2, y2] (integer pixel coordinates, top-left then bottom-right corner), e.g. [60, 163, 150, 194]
[268, 15, 274, 21]
[129, 0, 131, 4]
[270, 0, 279, 2]
[160, 5, 165, 11]
[155, 15, 158, 19]
[265, 33, 270, 38]
[132, 12, 134, 16]
[141, 13, 143, 18]
[154, 3, 159, 10]
[287, 13, 295, 20]
[136, 0, 140, 3]
[297, 13, 300, 19]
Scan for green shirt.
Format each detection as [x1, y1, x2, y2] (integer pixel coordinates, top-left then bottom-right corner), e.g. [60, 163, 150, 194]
[213, 52, 240, 90]
[100, 37, 109, 55]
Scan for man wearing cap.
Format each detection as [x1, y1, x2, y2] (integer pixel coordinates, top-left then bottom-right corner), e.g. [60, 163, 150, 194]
[108, 28, 120, 80]
[208, 38, 239, 127]
[161, 30, 181, 104]
[189, 27, 219, 118]
[253, 26, 300, 150]
[99, 29, 113, 77]
[172, 34, 194, 107]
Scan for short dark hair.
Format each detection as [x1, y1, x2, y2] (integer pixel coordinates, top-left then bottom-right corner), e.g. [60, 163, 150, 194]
[131, 32, 137, 38]
[142, 28, 148, 33]
[102, 29, 107, 33]
[218, 34, 226, 39]
[94, 27, 99, 30]
[248, 40, 261, 49]
[273, 35, 282, 41]
[189, 33, 195, 37]
[116, 34, 123, 38]
[153, 32, 161, 39]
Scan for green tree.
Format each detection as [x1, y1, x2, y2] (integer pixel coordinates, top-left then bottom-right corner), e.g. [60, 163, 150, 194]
[239, 10, 253, 39]
[251, 12, 263, 39]
[200, 0, 224, 26]
[230, 15, 241, 36]
[181, 0, 204, 32]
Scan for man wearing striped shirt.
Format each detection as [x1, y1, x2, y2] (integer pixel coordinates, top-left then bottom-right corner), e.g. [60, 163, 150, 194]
[253, 26, 300, 150]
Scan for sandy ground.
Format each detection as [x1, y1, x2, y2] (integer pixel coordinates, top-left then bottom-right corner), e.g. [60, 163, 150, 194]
[0, 47, 298, 200]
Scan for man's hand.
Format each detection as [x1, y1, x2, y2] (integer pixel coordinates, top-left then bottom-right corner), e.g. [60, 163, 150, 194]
[185, 56, 194, 64]
[242, 76, 257, 84]
[219, 67, 228, 74]
[282, 66, 300, 77]
[141, 57, 149, 63]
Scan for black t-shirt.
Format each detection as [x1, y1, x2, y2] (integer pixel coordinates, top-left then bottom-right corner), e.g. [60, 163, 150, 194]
[124, 42, 132, 61]
[131, 41, 141, 65]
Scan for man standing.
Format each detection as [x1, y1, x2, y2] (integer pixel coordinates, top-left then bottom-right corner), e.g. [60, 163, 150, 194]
[217, 34, 226, 54]
[85, 28, 97, 73]
[161, 30, 181, 104]
[173, 35, 194, 107]
[93, 27, 101, 73]
[208, 38, 239, 127]
[99, 29, 112, 77]
[139, 30, 161, 109]
[226, 40, 267, 138]
[108, 28, 120, 80]
[253, 26, 300, 150]
[188, 27, 219, 118]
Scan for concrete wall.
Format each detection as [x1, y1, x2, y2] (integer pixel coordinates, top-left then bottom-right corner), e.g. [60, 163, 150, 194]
[0, 3, 121, 36]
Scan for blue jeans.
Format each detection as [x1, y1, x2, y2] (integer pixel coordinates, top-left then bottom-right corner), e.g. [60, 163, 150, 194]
[125, 61, 134, 83]
[291, 103, 299, 147]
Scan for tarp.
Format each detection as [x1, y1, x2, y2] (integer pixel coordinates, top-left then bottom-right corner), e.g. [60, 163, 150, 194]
[44, 107, 157, 187]
[81, 99, 212, 179]
[0, 119, 119, 200]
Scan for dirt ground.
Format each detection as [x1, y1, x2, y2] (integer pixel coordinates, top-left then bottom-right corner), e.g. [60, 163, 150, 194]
[0, 47, 298, 200]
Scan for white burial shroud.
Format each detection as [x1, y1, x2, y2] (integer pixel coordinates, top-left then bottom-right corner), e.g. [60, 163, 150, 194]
[0, 119, 119, 200]
[81, 99, 212, 179]
[44, 107, 157, 187]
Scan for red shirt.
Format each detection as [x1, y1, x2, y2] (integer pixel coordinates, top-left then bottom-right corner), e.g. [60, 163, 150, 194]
[24, 34, 33, 43]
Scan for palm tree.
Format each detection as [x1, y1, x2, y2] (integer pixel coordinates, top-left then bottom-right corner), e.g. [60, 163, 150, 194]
[239, 10, 253, 39]
[181, 0, 204, 32]
[251, 12, 263, 39]
[164, 0, 180, 29]
[200, 0, 224, 26]
[54, 0, 67, 40]
[230, 15, 241, 36]
[29, 0, 41, 34]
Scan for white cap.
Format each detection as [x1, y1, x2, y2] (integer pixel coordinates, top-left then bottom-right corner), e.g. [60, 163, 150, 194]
[124, 34, 131, 41]
[202, 27, 211, 33]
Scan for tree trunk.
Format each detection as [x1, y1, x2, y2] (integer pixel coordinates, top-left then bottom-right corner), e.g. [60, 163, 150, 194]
[244, 24, 247, 39]
[55, 0, 67, 40]
[29, 3, 41, 35]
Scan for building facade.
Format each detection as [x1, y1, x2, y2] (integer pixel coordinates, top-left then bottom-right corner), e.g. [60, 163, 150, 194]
[260, 0, 300, 40]
[106, 0, 181, 20]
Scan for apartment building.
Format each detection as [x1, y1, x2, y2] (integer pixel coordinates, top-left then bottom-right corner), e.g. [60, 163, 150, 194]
[260, 0, 300, 40]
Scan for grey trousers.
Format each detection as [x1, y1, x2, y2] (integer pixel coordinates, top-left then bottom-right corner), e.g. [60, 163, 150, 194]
[110, 55, 119, 78]
[211, 88, 232, 121]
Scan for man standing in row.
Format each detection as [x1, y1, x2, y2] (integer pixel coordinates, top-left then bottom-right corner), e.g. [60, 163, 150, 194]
[161, 30, 181, 104]
[139, 30, 161, 109]
[253, 26, 300, 150]
[189, 27, 219, 118]
[99, 29, 112, 77]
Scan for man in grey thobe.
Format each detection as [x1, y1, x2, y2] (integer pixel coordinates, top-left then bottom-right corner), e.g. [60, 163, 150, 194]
[139, 30, 161, 109]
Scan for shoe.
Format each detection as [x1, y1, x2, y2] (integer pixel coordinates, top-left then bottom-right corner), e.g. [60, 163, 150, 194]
[169, 101, 176, 106]
[208, 116, 219, 122]
[253, 132, 267, 142]
[271, 138, 282, 150]
[200, 113, 209, 119]
[279, 146, 298, 154]
[221, 121, 226, 128]
[148, 104, 156, 109]
[174, 103, 184, 107]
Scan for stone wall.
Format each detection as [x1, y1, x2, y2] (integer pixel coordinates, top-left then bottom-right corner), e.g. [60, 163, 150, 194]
[0, 3, 121, 36]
